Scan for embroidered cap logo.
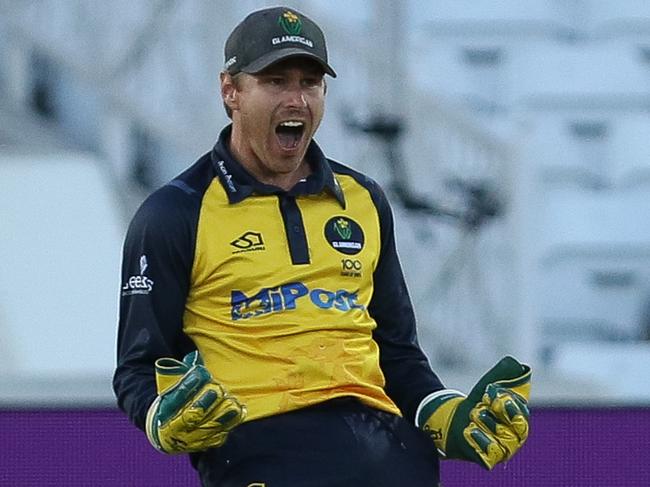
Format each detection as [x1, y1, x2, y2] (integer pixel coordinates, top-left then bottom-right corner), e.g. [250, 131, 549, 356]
[278, 10, 302, 35]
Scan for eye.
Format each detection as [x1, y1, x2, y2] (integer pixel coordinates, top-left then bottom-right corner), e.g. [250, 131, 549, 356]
[267, 76, 285, 86]
[302, 77, 322, 88]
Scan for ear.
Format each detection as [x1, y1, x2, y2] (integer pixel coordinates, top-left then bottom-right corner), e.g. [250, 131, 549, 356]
[220, 72, 240, 112]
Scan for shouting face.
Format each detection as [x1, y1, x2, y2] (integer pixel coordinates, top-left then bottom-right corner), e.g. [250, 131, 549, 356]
[222, 57, 326, 190]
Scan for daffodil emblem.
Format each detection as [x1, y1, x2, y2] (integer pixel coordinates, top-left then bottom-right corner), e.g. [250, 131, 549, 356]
[324, 216, 364, 255]
[278, 10, 302, 35]
[334, 218, 352, 240]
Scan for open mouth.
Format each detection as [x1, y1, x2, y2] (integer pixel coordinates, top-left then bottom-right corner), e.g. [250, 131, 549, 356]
[275, 120, 305, 150]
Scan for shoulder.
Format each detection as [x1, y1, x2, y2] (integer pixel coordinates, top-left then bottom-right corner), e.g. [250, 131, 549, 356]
[328, 158, 379, 188]
[128, 152, 214, 236]
[328, 158, 390, 209]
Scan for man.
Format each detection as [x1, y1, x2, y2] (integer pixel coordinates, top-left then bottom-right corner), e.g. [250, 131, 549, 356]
[113, 6, 531, 487]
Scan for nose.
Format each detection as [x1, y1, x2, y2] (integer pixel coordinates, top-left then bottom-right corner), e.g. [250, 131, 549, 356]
[284, 83, 307, 108]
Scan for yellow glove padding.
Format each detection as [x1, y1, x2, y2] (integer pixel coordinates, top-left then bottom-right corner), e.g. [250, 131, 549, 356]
[145, 351, 246, 454]
[416, 356, 531, 470]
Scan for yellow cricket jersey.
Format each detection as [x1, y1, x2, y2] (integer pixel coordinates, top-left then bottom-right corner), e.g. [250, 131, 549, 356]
[114, 125, 443, 431]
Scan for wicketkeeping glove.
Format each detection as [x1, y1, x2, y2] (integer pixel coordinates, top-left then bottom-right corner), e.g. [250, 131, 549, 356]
[416, 355, 531, 470]
[145, 351, 246, 453]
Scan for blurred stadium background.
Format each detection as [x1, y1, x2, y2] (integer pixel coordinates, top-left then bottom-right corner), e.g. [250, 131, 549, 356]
[1, 0, 649, 485]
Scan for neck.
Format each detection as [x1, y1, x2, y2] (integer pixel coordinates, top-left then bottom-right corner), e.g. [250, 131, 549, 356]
[228, 126, 312, 191]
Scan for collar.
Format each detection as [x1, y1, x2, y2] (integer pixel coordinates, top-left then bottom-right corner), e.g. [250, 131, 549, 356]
[211, 125, 345, 208]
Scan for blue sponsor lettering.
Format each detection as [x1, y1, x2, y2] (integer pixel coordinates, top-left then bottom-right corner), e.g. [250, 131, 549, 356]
[309, 289, 363, 311]
[231, 282, 364, 320]
[282, 282, 309, 309]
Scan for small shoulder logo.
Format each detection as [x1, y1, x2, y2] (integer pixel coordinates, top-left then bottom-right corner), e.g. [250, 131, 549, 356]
[230, 231, 265, 253]
[324, 216, 364, 255]
[139, 255, 148, 274]
[279, 10, 302, 35]
[122, 254, 155, 296]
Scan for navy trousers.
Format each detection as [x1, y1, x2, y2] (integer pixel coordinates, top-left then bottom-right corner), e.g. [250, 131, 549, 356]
[195, 398, 440, 487]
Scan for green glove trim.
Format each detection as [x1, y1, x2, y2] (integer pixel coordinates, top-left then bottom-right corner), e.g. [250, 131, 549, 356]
[465, 356, 531, 403]
[145, 351, 246, 453]
[156, 366, 213, 428]
[417, 355, 532, 470]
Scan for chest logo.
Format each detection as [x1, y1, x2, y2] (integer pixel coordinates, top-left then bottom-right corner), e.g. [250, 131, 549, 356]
[230, 231, 265, 253]
[231, 281, 365, 321]
[324, 216, 364, 255]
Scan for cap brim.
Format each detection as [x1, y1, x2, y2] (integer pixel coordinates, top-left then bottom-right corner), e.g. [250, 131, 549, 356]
[241, 48, 337, 78]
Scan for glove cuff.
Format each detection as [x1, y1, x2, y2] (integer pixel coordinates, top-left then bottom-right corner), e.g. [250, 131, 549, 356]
[154, 357, 188, 394]
[415, 389, 465, 428]
[145, 395, 166, 453]
[415, 389, 466, 457]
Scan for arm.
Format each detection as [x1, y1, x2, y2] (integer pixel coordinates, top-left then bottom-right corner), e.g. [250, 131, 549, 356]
[367, 183, 444, 422]
[114, 185, 247, 453]
[113, 186, 197, 431]
[368, 184, 532, 469]
[366, 182, 532, 469]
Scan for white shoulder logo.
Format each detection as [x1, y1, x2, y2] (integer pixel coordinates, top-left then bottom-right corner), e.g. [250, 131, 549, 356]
[140, 255, 148, 275]
[122, 254, 155, 296]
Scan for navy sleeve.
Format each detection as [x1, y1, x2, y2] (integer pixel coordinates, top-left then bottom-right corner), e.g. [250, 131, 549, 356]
[368, 182, 445, 422]
[113, 185, 198, 431]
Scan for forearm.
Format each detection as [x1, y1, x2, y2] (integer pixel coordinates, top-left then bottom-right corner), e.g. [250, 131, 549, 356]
[379, 342, 444, 421]
[113, 363, 157, 431]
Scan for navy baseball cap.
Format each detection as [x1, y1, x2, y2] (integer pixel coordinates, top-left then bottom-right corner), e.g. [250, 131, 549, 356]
[224, 7, 337, 77]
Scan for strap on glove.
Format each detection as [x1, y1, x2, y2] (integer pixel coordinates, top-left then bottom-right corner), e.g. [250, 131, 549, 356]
[416, 355, 531, 470]
[145, 351, 246, 453]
